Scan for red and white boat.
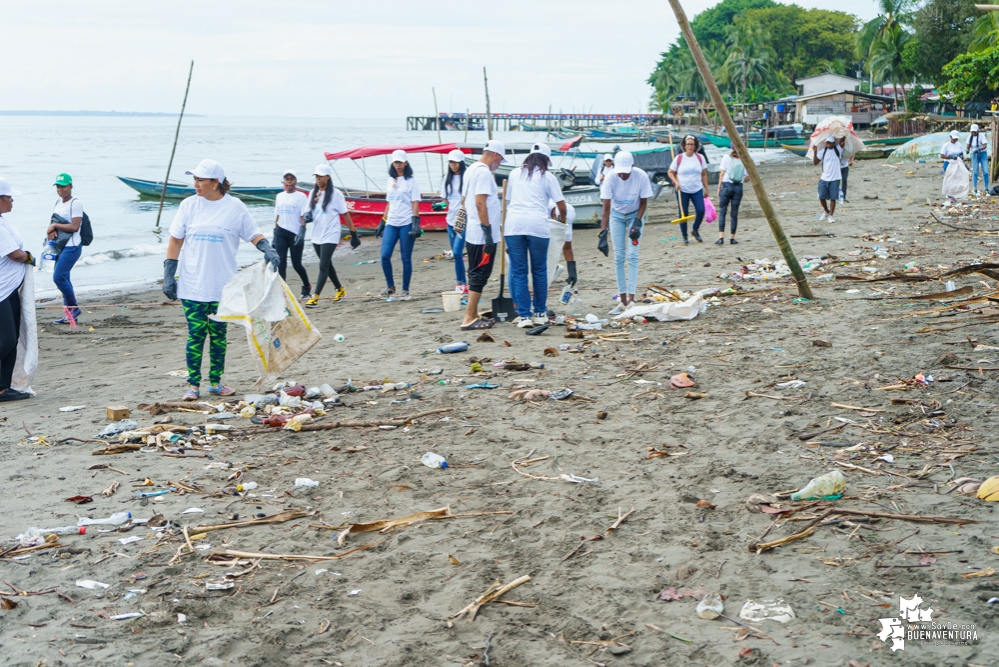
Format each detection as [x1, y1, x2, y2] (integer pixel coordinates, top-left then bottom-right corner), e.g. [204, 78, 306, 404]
[323, 143, 472, 232]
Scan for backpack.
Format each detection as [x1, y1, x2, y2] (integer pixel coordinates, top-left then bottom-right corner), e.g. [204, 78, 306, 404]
[72, 199, 94, 246]
[676, 153, 705, 169]
[727, 159, 746, 182]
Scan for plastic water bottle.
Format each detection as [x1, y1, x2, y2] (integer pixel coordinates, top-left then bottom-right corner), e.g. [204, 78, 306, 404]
[569, 291, 583, 318]
[790, 470, 847, 501]
[421, 452, 448, 469]
[17, 525, 86, 545]
[437, 342, 469, 354]
[559, 284, 573, 305]
[78, 511, 132, 527]
[39, 241, 57, 272]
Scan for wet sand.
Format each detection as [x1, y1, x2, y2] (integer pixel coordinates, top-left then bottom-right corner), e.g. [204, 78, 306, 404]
[1, 155, 997, 666]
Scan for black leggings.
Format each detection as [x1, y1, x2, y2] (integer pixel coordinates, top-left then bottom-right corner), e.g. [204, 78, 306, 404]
[273, 227, 310, 287]
[312, 243, 342, 295]
[0, 286, 22, 390]
[840, 166, 849, 199]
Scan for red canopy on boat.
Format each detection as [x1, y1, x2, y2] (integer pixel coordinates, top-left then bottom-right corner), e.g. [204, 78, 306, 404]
[558, 135, 584, 151]
[324, 144, 472, 161]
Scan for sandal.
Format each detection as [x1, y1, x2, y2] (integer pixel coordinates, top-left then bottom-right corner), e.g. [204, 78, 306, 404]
[183, 386, 200, 401]
[460, 318, 494, 331]
[208, 384, 236, 396]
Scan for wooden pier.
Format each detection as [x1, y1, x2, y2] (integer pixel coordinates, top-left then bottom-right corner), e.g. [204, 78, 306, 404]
[407, 113, 664, 132]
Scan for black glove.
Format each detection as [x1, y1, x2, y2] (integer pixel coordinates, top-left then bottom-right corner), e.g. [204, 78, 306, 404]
[484, 235, 497, 261]
[597, 229, 609, 256]
[255, 239, 280, 272]
[375, 217, 386, 238]
[303, 211, 313, 224]
[163, 259, 179, 300]
[23, 251, 35, 267]
[294, 225, 306, 246]
[349, 230, 361, 249]
[629, 219, 643, 246]
[409, 215, 422, 239]
[566, 260, 577, 287]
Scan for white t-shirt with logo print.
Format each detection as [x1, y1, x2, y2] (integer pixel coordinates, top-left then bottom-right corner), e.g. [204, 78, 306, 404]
[600, 167, 654, 214]
[52, 198, 84, 247]
[274, 191, 309, 234]
[385, 177, 421, 227]
[309, 188, 349, 245]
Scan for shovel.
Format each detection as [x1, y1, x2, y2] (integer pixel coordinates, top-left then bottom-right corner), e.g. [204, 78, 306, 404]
[491, 181, 515, 322]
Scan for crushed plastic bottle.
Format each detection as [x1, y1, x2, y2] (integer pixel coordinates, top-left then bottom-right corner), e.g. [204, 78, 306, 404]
[559, 284, 573, 305]
[420, 452, 448, 469]
[790, 470, 847, 501]
[437, 342, 469, 354]
[294, 478, 319, 488]
[569, 291, 583, 318]
[78, 511, 132, 527]
[17, 525, 86, 546]
[236, 482, 257, 492]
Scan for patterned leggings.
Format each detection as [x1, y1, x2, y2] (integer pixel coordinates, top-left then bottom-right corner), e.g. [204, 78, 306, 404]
[182, 300, 227, 386]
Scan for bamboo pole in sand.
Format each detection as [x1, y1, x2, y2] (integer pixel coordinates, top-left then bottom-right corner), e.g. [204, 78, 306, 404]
[156, 60, 193, 229]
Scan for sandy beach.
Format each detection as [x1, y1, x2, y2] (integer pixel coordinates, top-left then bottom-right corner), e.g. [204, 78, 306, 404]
[2, 155, 997, 666]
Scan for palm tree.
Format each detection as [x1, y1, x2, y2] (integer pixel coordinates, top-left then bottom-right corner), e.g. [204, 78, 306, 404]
[719, 20, 776, 138]
[869, 24, 912, 110]
[856, 0, 916, 92]
[969, 12, 999, 52]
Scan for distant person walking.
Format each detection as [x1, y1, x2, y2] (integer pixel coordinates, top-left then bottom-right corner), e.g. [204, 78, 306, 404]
[459, 140, 507, 331]
[0, 177, 34, 403]
[595, 154, 614, 186]
[940, 130, 964, 172]
[273, 170, 312, 298]
[968, 124, 989, 193]
[48, 173, 84, 324]
[162, 159, 279, 401]
[838, 137, 854, 203]
[304, 165, 359, 309]
[600, 151, 652, 314]
[813, 137, 841, 223]
[376, 150, 421, 302]
[716, 148, 748, 245]
[667, 135, 709, 243]
[504, 143, 566, 329]
[440, 149, 467, 293]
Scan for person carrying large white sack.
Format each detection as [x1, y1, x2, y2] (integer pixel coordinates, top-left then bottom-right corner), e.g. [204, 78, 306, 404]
[0, 177, 37, 402]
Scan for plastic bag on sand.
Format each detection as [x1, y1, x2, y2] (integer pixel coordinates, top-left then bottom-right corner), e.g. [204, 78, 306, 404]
[615, 292, 706, 322]
[942, 159, 970, 199]
[805, 116, 865, 160]
[11, 268, 37, 395]
[703, 197, 717, 223]
[546, 218, 568, 284]
[212, 261, 321, 389]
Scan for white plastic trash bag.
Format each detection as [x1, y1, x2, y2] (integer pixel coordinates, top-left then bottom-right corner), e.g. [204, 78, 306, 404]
[942, 159, 970, 199]
[546, 219, 568, 284]
[212, 261, 321, 389]
[614, 292, 706, 322]
[11, 268, 37, 395]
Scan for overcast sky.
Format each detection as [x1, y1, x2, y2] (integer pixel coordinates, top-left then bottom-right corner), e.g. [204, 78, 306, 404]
[3, 0, 879, 118]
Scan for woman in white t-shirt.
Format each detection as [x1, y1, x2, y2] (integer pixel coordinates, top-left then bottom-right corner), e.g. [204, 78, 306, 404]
[376, 150, 421, 301]
[272, 170, 312, 299]
[549, 200, 577, 286]
[504, 143, 566, 328]
[967, 124, 989, 193]
[667, 136, 709, 243]
[163, 159, 279, 401]
[440, 149, 467, 293]
[716, 149, 749, 245]
[0, 177, 35, 402]
[304, 165, 359, 309]
[48, 173, 85, 324]
[595, 154, 614, 186]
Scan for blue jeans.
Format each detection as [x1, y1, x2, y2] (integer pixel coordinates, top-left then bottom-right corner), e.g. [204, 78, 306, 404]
[505, 234, 549, 319]
[972, 151, 990, 191]
[54, 244, 82, 317]
[380, 223, 415, 291]
[679, 190, 704, 238]
[609, 210, 642, 295]
[447, 224, 466, 285]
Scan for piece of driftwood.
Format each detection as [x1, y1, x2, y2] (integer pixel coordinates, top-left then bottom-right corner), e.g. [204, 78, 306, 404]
[137, 401, 216, 415]
[223, 541, 383, 562]
[235, 408, 454, 435]
[188, 509, 313, 535]
[328, 507, 512, 546]
[449, 575, 531, 621]
[91, 443, 141, 456]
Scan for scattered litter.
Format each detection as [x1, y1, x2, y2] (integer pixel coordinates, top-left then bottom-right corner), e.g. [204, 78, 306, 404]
[559, 473, 597, 484]
[76, 580, 110, 590]
[348, 589, 362, 596]
[659, 587, 708, 601]
[110, 613, 144, 621]
[118, 536, 143, 545]
[59, 405, 86, 412]
[294, 478, 319, 488]
[421, 452, 448, 469]
[776, 380, 806, 389]
[205, 581, 235, 591]
[790, 470, 846, 501]
[739, 599, 796, 623]
[181, 508, 205, 514]
[96, 419, 138, 438]
[669, 373, 696, 389]
[696, 592, 724, 620]
[177, 614, 187, 624]
[549, 388, 573, 400]
[978, 476, 999, 501]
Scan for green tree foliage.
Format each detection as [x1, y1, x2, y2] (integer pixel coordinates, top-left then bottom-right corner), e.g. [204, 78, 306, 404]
[869, 24, 912, 108]
[688, 0, 777, 45]
[903, 0, 977, 83]
[743, 5, 860, 82]
[941, 46, 999, 104]
[969, 12, 999, 53]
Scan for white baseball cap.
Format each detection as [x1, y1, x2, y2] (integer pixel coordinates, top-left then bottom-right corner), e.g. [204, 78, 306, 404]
[0, 177, 21, 197]
[971, 124, 980, 132]
[314, 164, 333, 177]
[282, 169, 297, 180]
[447, 149, 466, 163]
[529, 142, 552, 165]
[185, 158, 225, 181]
[483, 139, 509, 163]
[602, 153, 614, 163]
[613, 151, 634, 174]
[950, 130, 960, 139]
[390, 149, 409, 163]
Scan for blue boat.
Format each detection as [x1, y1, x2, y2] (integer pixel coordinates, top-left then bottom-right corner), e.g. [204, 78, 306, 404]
[116, 176, 285, 203]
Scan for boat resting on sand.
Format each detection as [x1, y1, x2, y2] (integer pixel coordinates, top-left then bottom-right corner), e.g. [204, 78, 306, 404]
[782, 144, 894, 160]
[117, 176, 288, 203]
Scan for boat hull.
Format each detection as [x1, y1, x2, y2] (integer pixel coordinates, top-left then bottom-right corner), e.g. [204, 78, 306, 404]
[343, 195, 449, 232]
[703, 132, 806, 149]
[117, 176, 288, 203]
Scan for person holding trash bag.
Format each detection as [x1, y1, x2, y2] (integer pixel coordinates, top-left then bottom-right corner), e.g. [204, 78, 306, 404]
[377, 149, 421, 302]
[550, 199, 577, 286]
[272, 170, 312, 298]
[600, 151, 652, 315]
[667, 136, 709, 243]
[162, 159, 278, 401]
[440, 149, 468, 293]
[459, 140, 507, 331]
[967, 124, 989, 194]
[813, 136, 841, 223]
[504, 142, 566, 329]
[716, 148, 748, 245]
[305, 164, 359, 309]
[0, 177, 34, 402]
[48, 173, 85, 324]
[940, 131, 964, 172]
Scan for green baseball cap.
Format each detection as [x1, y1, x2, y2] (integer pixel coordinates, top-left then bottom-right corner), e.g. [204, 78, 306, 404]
[53, 173, 73, 186]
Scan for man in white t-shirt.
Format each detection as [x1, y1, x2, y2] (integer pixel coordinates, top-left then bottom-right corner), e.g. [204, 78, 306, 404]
[460, 139, 507, 330]
[48, 173, 85, 324]
[273, 170, 312, 298]
[600, 152, 653, 314]
[812, 137, 841, 222]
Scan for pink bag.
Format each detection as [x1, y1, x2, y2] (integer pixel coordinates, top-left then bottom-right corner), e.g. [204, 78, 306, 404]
[704, 196, 718, 223]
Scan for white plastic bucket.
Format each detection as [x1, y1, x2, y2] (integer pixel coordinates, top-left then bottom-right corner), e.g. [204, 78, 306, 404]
[441, 292, 462, 312]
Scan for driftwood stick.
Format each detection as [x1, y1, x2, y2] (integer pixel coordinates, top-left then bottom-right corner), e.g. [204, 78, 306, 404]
[829, 508, 976, 525]
[137, 401, 216, 415]
[188, 510, 313, 535]
[606, 507, 636, 535]
[223, 540, 383, 562]
[449, 575, 532, 621]
[235, 408, 454, 435]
